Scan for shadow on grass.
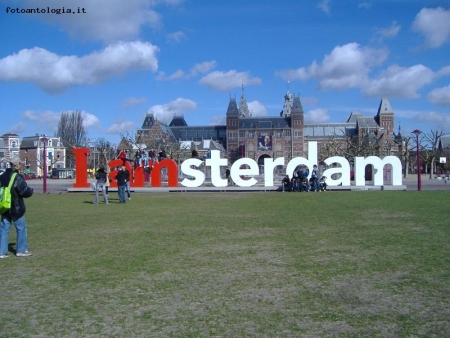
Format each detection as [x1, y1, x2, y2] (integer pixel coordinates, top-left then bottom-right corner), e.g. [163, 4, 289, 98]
[8, 242, 16, 255]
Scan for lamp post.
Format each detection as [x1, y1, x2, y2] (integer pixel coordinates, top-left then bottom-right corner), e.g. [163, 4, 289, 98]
[40, 135, 49, 194]
[413, 129, 422, 191]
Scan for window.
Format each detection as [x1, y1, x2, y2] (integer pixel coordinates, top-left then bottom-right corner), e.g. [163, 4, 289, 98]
[229, 132, 237, 140]
[248, 131, 254, 138]
[294, 131, 302, 139]
[284, 130, 291, 137]
[239, 130, 246, 138]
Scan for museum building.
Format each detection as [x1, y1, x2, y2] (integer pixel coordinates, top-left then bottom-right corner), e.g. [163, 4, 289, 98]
[136, 88, 395, 168]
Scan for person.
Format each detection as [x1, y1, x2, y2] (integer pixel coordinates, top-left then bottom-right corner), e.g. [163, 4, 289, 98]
[104, 166, 111, 196]
[281, 175, 290, 192]
[149, 149, 158, 168]
[123, 166, 131, 200]
[134, 149, 142, 167]
[311, 164, 319, 192]
[115, 166, 127, 203]
[291, 170, 299, 191]
[225, 167, 231, 186]
[93, 166, 109, 205]
[319, 176, 328, 191]
[192, 146, 200, 158]
[302, 167, 310, 192]
[300, 176, 309, 192]
[0, 157, 34, 258]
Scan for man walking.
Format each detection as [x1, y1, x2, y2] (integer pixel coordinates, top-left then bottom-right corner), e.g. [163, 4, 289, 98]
[0, 157, 34, 258]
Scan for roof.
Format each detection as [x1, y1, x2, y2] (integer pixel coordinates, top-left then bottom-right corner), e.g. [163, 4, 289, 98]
[377, 98, 394, 115]
[304, 123, 356, 138]
[239, 116, 291, 129]
[356, 116, 378, 129]
[169, 115, 188, 127]
[226, 98, 239, 116]
[439, 135, 450, 150]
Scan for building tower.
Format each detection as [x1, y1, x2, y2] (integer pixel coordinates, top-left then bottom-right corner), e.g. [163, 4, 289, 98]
[238, 84, 250, 117]
[226, 97, 240, 163]
[290, 95, 305, 158]
[375, 98, 394, 134]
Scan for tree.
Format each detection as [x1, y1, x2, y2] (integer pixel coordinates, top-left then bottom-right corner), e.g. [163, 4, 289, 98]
[56, 111, 87, 167]
[420, 130, 445, 179]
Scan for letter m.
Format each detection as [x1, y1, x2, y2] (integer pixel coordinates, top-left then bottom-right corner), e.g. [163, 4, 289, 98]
[355, 156, 402, 186]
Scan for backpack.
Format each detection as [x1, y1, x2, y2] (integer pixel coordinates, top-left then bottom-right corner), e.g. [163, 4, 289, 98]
[0, 173, 17, 215]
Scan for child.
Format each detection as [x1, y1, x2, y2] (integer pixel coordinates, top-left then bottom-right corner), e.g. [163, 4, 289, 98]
[319, 176, 327, 191]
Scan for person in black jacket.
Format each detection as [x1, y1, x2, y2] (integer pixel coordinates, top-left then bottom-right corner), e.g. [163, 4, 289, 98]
[0, 157, 34, 258]
[115, 165, 127, 203]
[93, 166, 109, 205]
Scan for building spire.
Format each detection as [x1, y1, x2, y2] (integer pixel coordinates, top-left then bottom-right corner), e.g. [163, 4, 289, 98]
[238, 82, 250, 117]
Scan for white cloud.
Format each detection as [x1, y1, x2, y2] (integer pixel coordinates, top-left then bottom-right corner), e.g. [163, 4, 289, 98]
[147, 98, 197, 123]
[122, 97, 148, 109]
[358, 2, 372, 9]
[156, 61, 216, 81]
[23, 110, 61, 129]
[189, 61, 217, 76]
[155, 70, 185, 81]
[21, 0, 167, 43]
[277, 43, 388, 91]
[81, 112, 102, 129]
[318, 0, 331, 15]
[106, 120, 137, 134]
[413, 111, 450, 131]
[428, 85, 450, 105]
[363, 64, 434, 98]
[412, 7, 450, 48]
[20, 109, 100, 133]
[8, 123, 27, 135]
[375, 21, 401, 40]
[166, 31, 187, 43]
[0, 41, 159, 94]
[199, 70, 262, 91]
[247, 101, 267, 117]
[304, 109, 330, 123]
[209, 115, 226, 125]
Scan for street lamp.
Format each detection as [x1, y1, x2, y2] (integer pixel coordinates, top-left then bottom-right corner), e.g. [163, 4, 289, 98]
[40, 135, 49, 194]
[412, 129, 422, 191]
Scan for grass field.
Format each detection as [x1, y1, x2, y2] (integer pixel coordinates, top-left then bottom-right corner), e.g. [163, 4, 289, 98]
[1, 191, 449, 337]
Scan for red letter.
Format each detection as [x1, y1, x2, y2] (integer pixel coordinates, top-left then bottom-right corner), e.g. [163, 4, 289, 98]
[73, 148, 90, 188]
[151, 159, 178, 187]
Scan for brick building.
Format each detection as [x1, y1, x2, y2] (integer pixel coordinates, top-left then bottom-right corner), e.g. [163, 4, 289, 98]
[136, 88, 396, 171]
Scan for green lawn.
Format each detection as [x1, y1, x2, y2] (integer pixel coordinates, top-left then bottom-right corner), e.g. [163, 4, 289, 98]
[1, 191, 449, 337]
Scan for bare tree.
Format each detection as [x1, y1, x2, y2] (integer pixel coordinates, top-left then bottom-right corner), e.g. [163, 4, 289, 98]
[421, 130, 445, 179]
[56, 111, 87, 167]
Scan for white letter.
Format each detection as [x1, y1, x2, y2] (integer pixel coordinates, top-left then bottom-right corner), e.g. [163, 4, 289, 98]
[355, 156, 402, 186]
[180, 159, 205, 187]
[205, 150, 228, 187]
[231, 158, 258, 187]
[323, 156, 351, 186]
[264, 157, 285, 186]
[286, 141, 318, 179]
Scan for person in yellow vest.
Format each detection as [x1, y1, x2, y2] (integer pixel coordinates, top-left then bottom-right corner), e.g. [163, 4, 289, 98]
[0, 157, 34, 259]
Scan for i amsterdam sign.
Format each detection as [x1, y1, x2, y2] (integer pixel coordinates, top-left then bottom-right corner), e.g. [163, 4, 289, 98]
[72, 142, 402, 188]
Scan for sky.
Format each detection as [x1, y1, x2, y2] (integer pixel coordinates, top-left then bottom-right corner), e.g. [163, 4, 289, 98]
[1, 0, 450, 145]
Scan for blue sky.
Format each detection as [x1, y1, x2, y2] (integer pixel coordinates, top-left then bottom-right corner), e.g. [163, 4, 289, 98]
[1, 0, 450, 145]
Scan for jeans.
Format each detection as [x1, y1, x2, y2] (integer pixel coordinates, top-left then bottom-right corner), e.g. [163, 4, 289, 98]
[125, 181, 131, 198]
[0, 214, 28, 255]
[118, 185, 126, 203]
[94, 182, 109, 204]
